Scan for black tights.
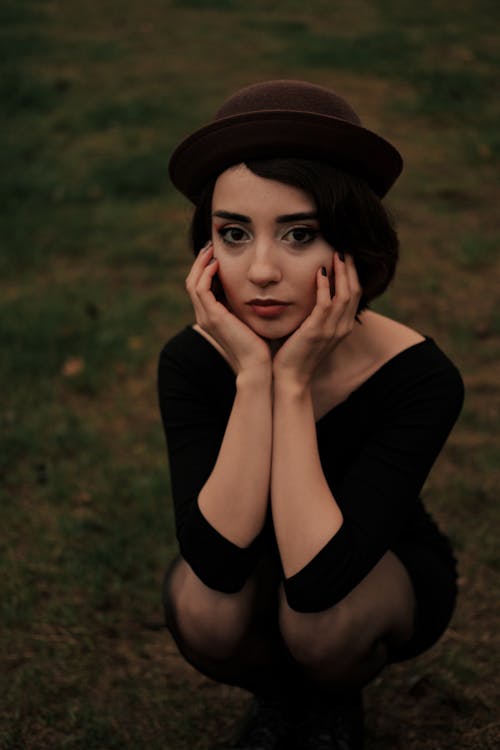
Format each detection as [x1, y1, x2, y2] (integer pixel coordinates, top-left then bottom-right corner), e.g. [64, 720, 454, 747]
[163, 550, 417, 699]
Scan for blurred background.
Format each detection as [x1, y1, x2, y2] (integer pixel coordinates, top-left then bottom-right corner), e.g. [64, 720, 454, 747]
[1, 1, 499, 748]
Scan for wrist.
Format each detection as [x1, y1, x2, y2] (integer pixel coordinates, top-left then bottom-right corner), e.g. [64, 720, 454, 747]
[273, 360, 312, 389]
[273, 375, 311, 401]
[236, 364, 273, 390]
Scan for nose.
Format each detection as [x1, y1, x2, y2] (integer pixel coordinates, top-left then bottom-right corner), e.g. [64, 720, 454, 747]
[247, 242, 282, 286]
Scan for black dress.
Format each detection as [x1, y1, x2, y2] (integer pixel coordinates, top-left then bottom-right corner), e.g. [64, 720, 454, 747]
[158, 325, 464, 661]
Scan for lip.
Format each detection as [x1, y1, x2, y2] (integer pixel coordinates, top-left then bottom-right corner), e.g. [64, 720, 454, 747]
[247, 300, 291, 318]
[247, 299, 290, 306]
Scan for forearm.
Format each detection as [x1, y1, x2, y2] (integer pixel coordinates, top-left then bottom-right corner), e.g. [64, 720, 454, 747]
[198, 369, 273, 548]
[271, 381, 343, 578]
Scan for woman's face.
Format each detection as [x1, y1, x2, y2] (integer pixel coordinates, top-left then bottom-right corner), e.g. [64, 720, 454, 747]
[211, 164, 335, 340]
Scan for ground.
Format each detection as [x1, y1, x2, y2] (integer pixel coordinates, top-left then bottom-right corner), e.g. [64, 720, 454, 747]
[1, 1, 499, 748]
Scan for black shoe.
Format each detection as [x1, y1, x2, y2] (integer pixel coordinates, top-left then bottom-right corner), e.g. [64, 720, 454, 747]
[220, 695, 296, 750]
[299, 692, 364, 750]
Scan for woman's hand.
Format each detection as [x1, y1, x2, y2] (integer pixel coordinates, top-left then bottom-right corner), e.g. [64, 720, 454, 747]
[185, 243, 272, 379]
[272, 252, 362, 387]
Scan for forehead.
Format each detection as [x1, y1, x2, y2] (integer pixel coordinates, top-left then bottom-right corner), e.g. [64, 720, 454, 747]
[212, 164, 315, 215]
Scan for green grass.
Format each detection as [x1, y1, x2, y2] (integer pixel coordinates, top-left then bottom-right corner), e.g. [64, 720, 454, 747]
[1, 0, 499, 748]
[457, 235, 498, 268]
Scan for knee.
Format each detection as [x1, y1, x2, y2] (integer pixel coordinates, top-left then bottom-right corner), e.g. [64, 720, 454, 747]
[163, 563, 252, 662]
[279, 595, 360, 671]
[178, 595, 249, 661]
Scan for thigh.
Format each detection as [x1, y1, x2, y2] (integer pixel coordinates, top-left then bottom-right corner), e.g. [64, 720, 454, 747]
[162, 554, 297, 693]
[339, 549, 417, 648]
[162, 555, 184, 636]
[280, 549, 417, 667]
[390, 542, 458, 661]
[162, 552, 282, 645]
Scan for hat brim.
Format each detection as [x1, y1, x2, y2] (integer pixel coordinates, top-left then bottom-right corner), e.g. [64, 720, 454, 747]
[168, 110, 403, 203]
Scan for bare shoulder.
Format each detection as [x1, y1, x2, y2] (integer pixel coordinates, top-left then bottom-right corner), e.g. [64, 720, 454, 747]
[360, 311, 425, 358]
[311, 312, 426, 420]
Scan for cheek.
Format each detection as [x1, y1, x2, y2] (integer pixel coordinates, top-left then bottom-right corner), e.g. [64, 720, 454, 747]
[216, 264, 239, 303]
[297, 273, 319, 313]
[216, 260, 230, 285]
[299, 253, 334, 306]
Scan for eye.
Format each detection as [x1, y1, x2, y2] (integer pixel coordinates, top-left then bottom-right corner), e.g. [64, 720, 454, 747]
[217, 226, 250, 245]
[282, 226, 319, 245]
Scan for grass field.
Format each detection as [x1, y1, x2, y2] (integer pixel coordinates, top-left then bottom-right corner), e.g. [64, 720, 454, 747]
[1, 0, 499, 748]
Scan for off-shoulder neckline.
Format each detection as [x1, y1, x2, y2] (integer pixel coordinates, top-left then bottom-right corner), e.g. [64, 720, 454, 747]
[186, 324, 434, 420]
[315, 335, 433, 424]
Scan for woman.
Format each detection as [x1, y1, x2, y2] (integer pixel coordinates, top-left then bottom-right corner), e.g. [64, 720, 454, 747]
[158, 81, 464, 750]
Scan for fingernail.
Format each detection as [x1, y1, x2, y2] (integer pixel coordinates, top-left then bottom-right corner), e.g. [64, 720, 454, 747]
[201, 241, 212, 252]
[338, 251, 345, 262]
[208, 257, 217, 265]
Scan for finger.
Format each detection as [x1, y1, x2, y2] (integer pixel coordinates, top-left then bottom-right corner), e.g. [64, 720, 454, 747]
[187, 241, 213, 279]
[193, 257, 224, 324]
[301, 265, 334, 332]
[197, 257, 220, 297]
[330, 253, 362, 338]
[186, 249, 217, 323]
[316, 265, 333, 308]
[313, 252, 352, 340]
[300, 265, 329, 323]
[343, 254, 362, 318]
[199, 240, 213, 253]
[185, 246, 216, 325]
[185, 242, 213, 291]
[330, 251, 351, 315]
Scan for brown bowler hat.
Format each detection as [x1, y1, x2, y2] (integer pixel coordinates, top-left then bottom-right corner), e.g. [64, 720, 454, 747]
[168, 80, 403, 203]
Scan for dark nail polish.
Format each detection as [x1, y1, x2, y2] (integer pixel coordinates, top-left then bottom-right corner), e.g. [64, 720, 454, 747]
[321, 266, 327, 276]
[338, 251, 345, 262]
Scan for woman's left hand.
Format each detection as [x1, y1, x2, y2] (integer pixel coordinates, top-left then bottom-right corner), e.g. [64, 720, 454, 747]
[272, 252, 362, 387]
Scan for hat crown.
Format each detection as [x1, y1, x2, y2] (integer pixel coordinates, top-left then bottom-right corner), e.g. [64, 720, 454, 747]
[216, 80, 362, 126]
[169, 79, 403, 202]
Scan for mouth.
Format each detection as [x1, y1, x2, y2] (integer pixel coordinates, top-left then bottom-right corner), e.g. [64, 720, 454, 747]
[246, 299, 291, 319]
[247, 299, 290, 306]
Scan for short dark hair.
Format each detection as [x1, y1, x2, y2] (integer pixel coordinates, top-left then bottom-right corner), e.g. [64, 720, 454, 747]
[190, 158, 399, 312]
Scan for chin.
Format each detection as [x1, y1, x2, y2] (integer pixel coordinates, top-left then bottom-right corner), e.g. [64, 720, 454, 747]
[248, 319, 301, 341]
[235, 306, 308, 339]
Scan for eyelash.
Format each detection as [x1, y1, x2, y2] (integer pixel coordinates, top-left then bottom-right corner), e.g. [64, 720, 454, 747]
[217, 226, 250, 245]
[284, 227, 318, 245]
[217, 226, 319, 246]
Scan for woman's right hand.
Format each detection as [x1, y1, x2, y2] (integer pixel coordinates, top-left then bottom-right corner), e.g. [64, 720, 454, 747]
[185, 242, 272, 379]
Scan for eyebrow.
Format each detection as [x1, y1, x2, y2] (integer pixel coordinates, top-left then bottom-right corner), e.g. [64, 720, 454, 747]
[213, 210, 251, 223]
[276, 211, 318, 223]
[212, 210, 318, 223]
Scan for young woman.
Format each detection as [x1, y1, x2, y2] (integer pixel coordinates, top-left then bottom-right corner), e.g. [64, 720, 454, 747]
[158, 81, 464, 750]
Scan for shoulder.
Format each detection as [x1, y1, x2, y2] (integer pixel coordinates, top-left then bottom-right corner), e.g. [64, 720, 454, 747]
[159, 325, 224, 371]
[352, 312, 464, 412]
[392, 337, 463, 391]
[353, 312, 463, 395]
[364, 336, 465, 426]
[158, 325, 235, 399]
[159, 325, 200, 361]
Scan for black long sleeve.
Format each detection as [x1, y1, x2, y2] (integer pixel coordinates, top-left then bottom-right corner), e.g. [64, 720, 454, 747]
[158, 326, 464, 608]
[157, 326, 262, 592]
[284, 339, 464, 610]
